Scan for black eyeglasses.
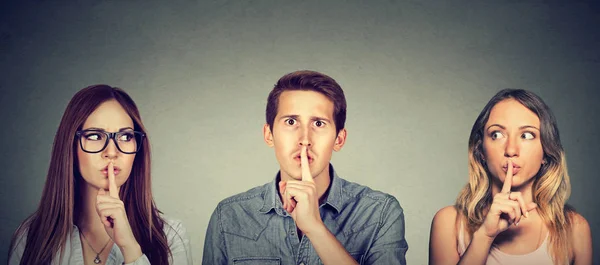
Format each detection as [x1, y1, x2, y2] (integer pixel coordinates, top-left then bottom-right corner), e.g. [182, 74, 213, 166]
[76, 129, 145, 154]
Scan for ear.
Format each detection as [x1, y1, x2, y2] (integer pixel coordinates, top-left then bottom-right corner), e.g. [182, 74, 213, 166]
[263, 124, 274, 147]
[333, 128, 347, 152]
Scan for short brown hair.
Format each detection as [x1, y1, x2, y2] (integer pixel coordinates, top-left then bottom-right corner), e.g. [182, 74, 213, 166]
[266, 70, 347, 134]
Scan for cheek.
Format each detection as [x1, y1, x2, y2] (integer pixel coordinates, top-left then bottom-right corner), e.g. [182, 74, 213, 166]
[77, 148, 92, 174]
[482, 142, 498, 160]
[121, 155, 136, 176]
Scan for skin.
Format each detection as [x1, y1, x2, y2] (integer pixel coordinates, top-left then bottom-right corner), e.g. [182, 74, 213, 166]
[263, 90, 357, 265]
[429, 99, 593, 265]
[76, 100, 142, 264]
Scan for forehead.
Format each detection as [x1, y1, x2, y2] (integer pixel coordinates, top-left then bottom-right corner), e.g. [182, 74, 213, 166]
[486, 99, 540, 127]
[82, 100, 134, 130]
[276, 90, 334, 118]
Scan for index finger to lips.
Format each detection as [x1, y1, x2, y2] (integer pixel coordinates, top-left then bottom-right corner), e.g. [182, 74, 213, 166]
[108, 162, 119, 199]
[501, 160, 513, 194]
[301, 146, 313, 183]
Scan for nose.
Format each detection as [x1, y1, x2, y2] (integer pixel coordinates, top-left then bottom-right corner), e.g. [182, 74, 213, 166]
[504, 135, 519, 158]
[298, 125, 312, 147]
[103, 138, 119, 159]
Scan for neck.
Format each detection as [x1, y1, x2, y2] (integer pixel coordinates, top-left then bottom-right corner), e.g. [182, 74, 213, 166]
[76, 182, 110, 238]
[313, 167, 331, 201]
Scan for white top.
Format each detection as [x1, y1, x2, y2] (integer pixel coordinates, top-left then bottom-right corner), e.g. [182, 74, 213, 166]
[9, 217, 192, 265]
[457, 220, 553, 265]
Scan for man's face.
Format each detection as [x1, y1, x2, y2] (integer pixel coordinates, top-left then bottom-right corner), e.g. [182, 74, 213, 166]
[264, 90, 346, 182]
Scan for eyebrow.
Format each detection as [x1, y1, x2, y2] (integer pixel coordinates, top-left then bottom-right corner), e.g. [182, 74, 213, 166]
[279, 115, 332, 123]
[83, 127, 134, 132]
[486, 124, 540, 131]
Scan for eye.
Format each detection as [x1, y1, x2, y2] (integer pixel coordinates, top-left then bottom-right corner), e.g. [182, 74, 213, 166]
[521, 132, 535, 140]
[118, 132, 134, 142]
[84, 132, 104, 141]
[285, 118, 296, 126]
[314, 120, 325, 127]
[490, 131, 504, 140]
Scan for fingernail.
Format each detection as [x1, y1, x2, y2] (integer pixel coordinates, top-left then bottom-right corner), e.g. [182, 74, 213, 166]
[525, 212, 529, 218]
[515, 221, 519, 226]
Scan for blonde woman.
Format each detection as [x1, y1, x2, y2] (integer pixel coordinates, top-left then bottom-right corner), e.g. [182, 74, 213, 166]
[429, 89, 592, 265]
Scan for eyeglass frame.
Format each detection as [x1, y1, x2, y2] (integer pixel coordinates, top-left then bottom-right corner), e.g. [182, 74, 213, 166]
[75, 129, 146, 154]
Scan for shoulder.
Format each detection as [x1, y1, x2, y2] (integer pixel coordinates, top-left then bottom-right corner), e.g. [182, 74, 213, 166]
[569, 211, 590, 229]
[429, 206, 462, 263]
[8, 220, 32, 263]
[208, 182, 273, 228]
[568, 210, 591, 241]
[338, 177, 400, 206]
[433, 206, 459, 222]
[565, 208, 592, 237]
[159, 216, 193, 258]
[162, 217, 187, 237]
[431, 206, 460, 235]
[566, 210, 592, 263]
[215, 182, 270, 208]
[336, 178, 407, 228]
[160, 216, 190, 248]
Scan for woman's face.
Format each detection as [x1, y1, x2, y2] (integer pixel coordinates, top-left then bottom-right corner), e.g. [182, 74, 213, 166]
[77, 100, 137, 191]
[482, 99, 545, 190]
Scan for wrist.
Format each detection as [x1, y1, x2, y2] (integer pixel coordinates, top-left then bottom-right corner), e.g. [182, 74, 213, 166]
[474, 226, 496, 245]
[303, 221, 328, 238]
[119, 243, 142, 263]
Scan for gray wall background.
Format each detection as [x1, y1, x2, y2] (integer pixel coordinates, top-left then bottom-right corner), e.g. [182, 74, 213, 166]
[1, 1, 598, 264]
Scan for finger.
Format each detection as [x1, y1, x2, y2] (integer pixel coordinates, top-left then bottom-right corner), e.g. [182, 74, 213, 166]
[501, 160, 513, 194]
[279, 181, 287, 209]
[99, 208, 118, 228]
[96, 193, 124, 203]
[283, 181, 316, 196]
[527, 202, 538, 212]
[284, 180, 316, 189]
[98, 188, 106, 196]
[301, 146, 313, 183]
[498, 204, 517, 224]
[96, 201, 125, 211]
[510, 201, 522, 225]
[285, 189, 296, 213]
[285, 186, 309, 202]
[108, 161, 119, 199]
[509, 192, 529, 218]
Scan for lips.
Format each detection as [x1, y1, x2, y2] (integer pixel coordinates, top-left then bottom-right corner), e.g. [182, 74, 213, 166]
[502, 162, 521, 175]
[293, 152, 314, 164]
[101, 165, 121, 176]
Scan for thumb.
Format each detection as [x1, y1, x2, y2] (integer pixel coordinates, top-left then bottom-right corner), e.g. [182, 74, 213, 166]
[527, 202, 538, 212]
[98, 188, 106, 195]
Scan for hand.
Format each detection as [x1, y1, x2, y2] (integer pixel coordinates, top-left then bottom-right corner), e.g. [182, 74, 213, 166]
[478, 160, 537, 239]
[279, 146, 323, 233]
[96, 162, 140, 253]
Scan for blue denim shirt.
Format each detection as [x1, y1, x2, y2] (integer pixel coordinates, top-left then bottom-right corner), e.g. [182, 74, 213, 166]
[202, 165, 408, 265]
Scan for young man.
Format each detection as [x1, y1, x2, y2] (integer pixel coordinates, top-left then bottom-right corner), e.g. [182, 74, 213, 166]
[202, 70, 408, 265]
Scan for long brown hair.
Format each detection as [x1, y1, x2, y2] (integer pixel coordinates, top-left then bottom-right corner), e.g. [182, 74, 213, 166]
[455, 88, 573, 264]
[9, 85, 172, 264]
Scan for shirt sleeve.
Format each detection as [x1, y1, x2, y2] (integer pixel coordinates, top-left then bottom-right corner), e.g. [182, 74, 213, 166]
[8, 228, 28, 265]
[363, 196, 409, 265]
[124, 218, 193, 265]
[202, 204, 228, 265]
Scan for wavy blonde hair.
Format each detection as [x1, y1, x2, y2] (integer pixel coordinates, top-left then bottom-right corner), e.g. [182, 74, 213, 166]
[455, 89, 573, 265]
